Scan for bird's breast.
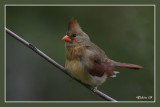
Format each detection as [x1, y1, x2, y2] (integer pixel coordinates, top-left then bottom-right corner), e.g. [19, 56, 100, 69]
[65, 59, 88, 82]
[65, 45, 87, 80]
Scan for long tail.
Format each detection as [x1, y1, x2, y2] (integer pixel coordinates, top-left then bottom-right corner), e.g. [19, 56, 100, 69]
[105, 59, 143, 77]
[116, 62, 143, 69]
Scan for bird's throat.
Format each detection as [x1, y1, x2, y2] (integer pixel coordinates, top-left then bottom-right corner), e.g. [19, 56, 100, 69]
[65, 45, 84, 61]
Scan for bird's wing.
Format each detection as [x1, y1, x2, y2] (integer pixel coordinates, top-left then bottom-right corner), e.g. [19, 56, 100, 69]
[84, 42, 114, 77]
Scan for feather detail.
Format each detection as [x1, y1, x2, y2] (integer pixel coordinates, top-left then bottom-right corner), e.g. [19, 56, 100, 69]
[68, 17, 77, 30]
[110, 71, 120, 78]
[68, 17, 83, 34]
[116, 62, 144, 69]
[88, 56, 106, 77]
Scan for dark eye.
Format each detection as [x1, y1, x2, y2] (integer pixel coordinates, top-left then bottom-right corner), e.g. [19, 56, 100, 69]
[72, 34, 77, 37]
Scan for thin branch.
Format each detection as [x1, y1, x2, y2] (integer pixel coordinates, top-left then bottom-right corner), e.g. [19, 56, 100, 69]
[6, 27, 117, 102]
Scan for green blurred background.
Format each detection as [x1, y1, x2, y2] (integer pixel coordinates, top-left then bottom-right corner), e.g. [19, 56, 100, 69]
[6, 6, 154, 101]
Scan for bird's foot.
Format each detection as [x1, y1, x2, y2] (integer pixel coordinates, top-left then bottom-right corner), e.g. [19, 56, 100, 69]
[91, 86, 98, 93]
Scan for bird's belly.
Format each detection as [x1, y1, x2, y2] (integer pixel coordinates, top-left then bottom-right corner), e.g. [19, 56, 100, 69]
[65, 60, 107, 86]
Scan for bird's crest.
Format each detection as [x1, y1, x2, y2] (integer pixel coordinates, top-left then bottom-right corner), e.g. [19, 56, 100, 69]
[68, 17, 83, 34]
[68, 17, 77, 29]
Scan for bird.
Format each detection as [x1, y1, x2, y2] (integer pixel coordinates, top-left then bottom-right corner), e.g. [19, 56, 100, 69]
[62, 18, 143, 88]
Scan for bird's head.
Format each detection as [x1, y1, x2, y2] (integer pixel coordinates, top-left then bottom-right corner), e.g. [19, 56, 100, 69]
[62, 18, 90, 45]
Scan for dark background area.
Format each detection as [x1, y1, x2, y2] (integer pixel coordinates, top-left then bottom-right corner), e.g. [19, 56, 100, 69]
[6, 6, 154, 101]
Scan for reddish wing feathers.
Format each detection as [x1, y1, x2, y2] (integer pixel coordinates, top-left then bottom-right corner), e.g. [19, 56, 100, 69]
[104, 58, 115, 76]
[88, 57, 114, 77]
[88, 61, 106, 77]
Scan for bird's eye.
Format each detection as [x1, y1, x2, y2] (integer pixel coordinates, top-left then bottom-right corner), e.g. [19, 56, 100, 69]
[72, 34, 77, 37]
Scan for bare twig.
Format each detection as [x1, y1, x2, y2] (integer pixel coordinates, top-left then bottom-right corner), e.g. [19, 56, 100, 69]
[6, 27, 117, 102]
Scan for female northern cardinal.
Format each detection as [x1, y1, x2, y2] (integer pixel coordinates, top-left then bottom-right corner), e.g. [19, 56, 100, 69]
[62, 18, 143, 87]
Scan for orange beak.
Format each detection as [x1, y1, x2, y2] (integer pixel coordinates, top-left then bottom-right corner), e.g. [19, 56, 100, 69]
[62, 35, 71, 42]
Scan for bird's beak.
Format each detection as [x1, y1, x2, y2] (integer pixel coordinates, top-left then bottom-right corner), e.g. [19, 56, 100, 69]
[62, 35, 71, 42]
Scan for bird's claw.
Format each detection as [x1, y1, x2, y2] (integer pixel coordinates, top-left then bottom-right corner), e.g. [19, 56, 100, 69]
[91, 86, 98, 93]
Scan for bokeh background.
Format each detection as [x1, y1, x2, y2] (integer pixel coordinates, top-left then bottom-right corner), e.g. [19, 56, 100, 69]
[6, 6, 154, 101]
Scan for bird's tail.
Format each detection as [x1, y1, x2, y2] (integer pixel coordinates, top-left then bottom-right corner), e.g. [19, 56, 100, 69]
[105, 59, 143, 77]
[109, 63, 143, 78]
[116, 62, 143, 69]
